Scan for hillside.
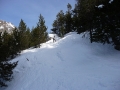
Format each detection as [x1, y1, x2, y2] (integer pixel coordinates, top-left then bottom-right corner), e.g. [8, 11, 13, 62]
[2, 32, 120, 90]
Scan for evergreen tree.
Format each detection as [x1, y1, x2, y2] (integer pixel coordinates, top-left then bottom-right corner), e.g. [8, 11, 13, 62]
[51, 10, 65, 37]
[11, 28, 21, 56]
[31, 14, 48, 48]
[51, 20, 58, 34]
[0, 32, 3, 60]
[92, 0, 120, 50]
[26, 27, 31, 48]
[0, 61, 18, 87]
[36, 14, 48, 43]
[31, 27, 41, 48]
[18, 19, 28, 50]
[0, 31, 18, 87]
[73, 0, 104, 42]
[72, 3, 80, 32]
[65, 3, 73, 33]
[1, 31, 11, 60]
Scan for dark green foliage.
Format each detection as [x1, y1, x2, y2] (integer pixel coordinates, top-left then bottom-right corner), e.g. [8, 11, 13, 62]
[18, 19, 29, 50]
[0, 61, 18, 87]
[26, 27, 32, 48]
[51, 3, 74, 37]
[0, 31, 18, 87]
[36, 14, 48, 43]
[0, 14, 49, 87]
[65, 3, 73, 33]
[0, 31, 14, 60]
[31, 27, 41, 48]
[51, 0, 120, 50]
[31, 14, 48, 48]
[92, 0, 120, 47]
[52, 10, 66, 37]
[12, 28, 21, 54]
[71, 0, 120, 50]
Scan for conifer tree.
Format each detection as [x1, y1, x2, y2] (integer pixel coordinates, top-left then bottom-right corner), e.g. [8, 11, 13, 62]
[18, 19, 28, 50]
[12, 28, 21, 55]
[92, 0, 120, 50]
[31, 14, 48, 48]
[51, 20, 58, 34]
[26, 27, 31, 48]
[65, 3, 73, 33]
[31, 27, 41, 48]
[36, 14, 48, 43]
[52, 10, 65, 37]
[0, 31, 18, 87]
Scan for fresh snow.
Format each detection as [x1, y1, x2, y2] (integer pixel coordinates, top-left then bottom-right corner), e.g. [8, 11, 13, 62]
[2, 32, 120, 90]
[97, 4, 104, 8]
[109, 0, 114, 3]
[6, 22, 15, 28]
[0, 26, 4, 29]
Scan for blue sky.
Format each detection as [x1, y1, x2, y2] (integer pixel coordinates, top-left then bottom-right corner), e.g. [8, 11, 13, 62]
[0, 0, 76, 32]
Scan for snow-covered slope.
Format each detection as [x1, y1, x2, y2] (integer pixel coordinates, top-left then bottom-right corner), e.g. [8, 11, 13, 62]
[0, 20, 15, 33]
[2, 32, 120, 90]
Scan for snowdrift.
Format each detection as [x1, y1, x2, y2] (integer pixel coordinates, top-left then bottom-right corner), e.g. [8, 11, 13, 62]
[2, 32, 120, 90]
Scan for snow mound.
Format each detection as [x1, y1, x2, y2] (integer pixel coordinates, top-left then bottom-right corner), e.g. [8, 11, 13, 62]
[2, 32, 120, 90]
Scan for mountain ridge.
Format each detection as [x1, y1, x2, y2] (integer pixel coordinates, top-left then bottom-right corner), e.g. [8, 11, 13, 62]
[0, 20, 15, 33]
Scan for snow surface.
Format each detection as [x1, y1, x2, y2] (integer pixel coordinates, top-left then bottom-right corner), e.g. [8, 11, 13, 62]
[6, 22, 15, 28]
[2, 32, 120, 90]
[109, 0, 114, 3]
[98, 4, 104, 8]
[0, 26, 4, 29]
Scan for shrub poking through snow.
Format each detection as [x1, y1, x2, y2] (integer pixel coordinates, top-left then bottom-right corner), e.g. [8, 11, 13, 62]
[0, 61, 18, 87]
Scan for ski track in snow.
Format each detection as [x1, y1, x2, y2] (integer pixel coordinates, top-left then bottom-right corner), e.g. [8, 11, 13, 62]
[2, 32, 120, 90]
[57, 50, 64, 61]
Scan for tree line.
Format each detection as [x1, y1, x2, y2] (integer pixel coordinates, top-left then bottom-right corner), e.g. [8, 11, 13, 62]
[51, 0, 120, 50]
[0, 14, 48, 87]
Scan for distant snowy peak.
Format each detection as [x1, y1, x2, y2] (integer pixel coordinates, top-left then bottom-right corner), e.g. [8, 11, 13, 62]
[0, 20, 15, 33]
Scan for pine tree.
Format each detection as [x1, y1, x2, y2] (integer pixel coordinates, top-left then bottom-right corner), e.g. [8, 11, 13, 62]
[31, 14, 48, 48]
[18, 19, 28, 50]
[65, 3, 73, 33]
[26, 27, 31, 48]
[31, 27, 41, 48]
[0, 32, 3, 60]
[72, 4, 80, 32]
[36, 14, 48, 43]
[11, 28, 21, 56]
[92, 0, 120, 48]
[51, 20, 58, 34]
[51, 10, 65, 37]
[0, 31, 18, 87]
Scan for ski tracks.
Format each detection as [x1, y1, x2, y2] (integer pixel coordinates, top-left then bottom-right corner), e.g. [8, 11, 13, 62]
[56, 50, 64, 61]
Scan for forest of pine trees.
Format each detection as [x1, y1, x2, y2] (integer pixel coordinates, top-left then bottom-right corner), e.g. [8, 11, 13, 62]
[51, 0, 120, 50]
[0, 0, 120, 88]
[0, 14, 48, 87]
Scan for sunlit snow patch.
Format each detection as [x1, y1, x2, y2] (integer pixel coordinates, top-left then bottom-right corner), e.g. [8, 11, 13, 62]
[109, 0, 114, 3]
[98, 4, 104, 8]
